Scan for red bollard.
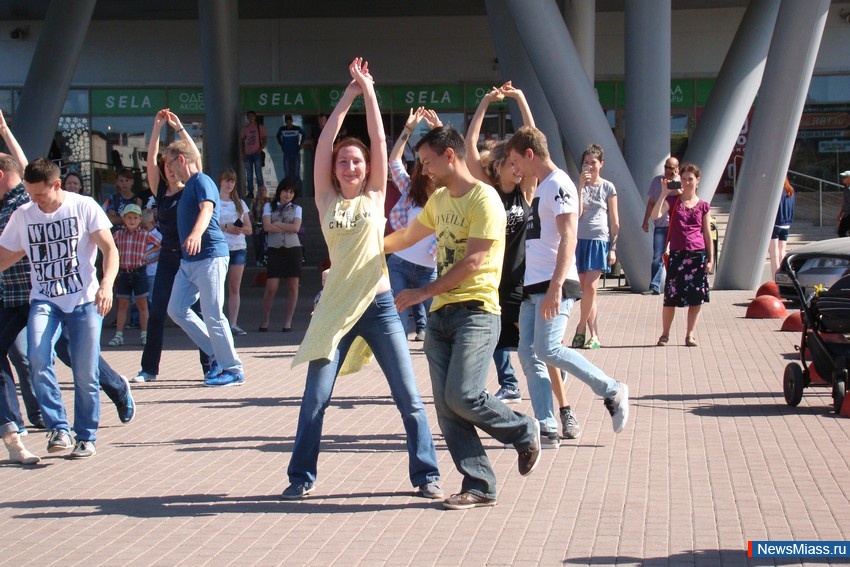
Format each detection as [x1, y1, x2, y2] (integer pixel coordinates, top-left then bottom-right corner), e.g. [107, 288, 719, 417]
[780, 311, 804, 332]
[746, 295, 788, 319]
[756, 281, 781, 298]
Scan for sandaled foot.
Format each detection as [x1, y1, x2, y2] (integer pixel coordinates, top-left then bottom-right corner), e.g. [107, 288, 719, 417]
[656, 335, 669, 347]
[571, 333, 586, 348]
[685, 336, 698, 347]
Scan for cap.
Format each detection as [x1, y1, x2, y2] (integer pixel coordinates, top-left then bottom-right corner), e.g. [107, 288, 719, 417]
[840, 171, 850, 178]
[121, 204, 142, 217]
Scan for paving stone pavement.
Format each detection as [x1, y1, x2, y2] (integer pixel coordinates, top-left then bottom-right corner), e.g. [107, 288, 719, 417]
[1, 268, 848, 566]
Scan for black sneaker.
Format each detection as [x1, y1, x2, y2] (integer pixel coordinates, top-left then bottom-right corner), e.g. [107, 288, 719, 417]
[540, 427, 561, 449]
[442, 492, 497, 510]
[560, 406, 581, 440]
[46, 429, 73, 453]
[280, 482, 315, 500]
[517, 419, 541, 476]
[117, 376, 136, 424]
[69, 440, 96, 459]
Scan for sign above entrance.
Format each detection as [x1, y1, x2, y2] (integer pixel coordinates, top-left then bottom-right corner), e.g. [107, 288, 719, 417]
[465, 85, 508, 108]
[91, 89, 166, 115]
[318, 86, 392, 112]
[168, 88, 205, 114]
[242, 87, 319, 113]
[393, 85, 464, 110]
[819, 140, 850, 153]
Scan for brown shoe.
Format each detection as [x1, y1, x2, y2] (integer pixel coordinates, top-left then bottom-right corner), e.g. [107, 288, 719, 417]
[442, 492, 497, 510]
[517, 419, 541, 476]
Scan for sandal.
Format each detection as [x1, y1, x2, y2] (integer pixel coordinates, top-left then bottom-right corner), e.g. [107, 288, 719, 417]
[584, 336, 601, 350]
[685, 336, 698, 347]
[571, 333, 586, 348]
[656, 335, 669, 347]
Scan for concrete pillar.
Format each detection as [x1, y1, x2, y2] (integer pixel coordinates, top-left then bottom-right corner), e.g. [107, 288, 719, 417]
[486, 0, 571, 171]
[504, 0, 653, 291]
[714, 0, 830, 290]
[624, 0, 670, 201]
[562, 0, 595, 83]
[14, 0, 95, 159]
[198, 0, 241, 183]
[685, 0, 780, 205]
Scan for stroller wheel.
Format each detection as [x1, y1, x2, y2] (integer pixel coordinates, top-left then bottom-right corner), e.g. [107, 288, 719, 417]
[784, 363, 804, 407]
[833, 380, 846, 414]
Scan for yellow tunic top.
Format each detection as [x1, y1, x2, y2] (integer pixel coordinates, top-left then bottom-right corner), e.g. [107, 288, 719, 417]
[292, 193, 385, 370]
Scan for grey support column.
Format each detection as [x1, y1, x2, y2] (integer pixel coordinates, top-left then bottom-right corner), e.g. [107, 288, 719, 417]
[562, 0, 595, 83]
[714, 0, 830, 290]
[504, 0, 653, 291]
[486, 0, 570, 171]
[624, 0, 670, 201]
[685, 0, 780, 205]
[14, 0, 95, 159]
[198, 0, 241, 182]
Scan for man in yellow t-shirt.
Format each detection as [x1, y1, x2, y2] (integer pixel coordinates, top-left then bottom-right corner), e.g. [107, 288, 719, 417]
[384, 126, 541, 511]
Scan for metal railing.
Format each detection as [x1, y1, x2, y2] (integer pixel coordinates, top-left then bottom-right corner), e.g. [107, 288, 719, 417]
[787, 170, 844, 227]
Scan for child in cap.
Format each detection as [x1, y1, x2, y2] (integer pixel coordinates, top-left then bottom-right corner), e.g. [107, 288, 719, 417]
[108, 204, 161, 347]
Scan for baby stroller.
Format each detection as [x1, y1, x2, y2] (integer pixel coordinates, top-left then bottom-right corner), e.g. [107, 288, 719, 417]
[782, 238, 850, 413]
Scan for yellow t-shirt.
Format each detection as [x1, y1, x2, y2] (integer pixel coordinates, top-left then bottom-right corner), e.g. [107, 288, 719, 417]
[417, 182, 505, 315]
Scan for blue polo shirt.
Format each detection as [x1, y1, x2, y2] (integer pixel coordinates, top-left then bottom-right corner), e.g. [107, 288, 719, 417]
[177, 171, 228, 261]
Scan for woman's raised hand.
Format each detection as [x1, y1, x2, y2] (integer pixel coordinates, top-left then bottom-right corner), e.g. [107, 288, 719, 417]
[406, 107, 424, 129]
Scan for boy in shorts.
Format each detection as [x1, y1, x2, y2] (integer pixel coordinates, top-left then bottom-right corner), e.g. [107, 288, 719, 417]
[108, 204, 161, 346]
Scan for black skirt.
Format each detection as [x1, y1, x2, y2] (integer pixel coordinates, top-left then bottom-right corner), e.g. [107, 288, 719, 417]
[663, 249, 710, 307]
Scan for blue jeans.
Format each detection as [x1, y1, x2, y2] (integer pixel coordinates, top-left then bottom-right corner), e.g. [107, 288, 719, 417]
[426, 302, 536, 499]
[168, 255, 242, 373]
[141, 250, 210, 377]
[650, 226, 667, 293]
[518, 294, 621, 432]
[245, 152, 264, 195]
[492, 347, 519, 390]
[387, 254, 436, 332]
[29, 301, 102, 442]
[0, 307, 26, 435]
[287, 290, 440, 488]
[283, 153, 301, 181]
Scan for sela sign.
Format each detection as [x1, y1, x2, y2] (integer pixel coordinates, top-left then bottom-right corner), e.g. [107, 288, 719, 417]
[393, 86, 464, 110]
[91, 89, 165, 115]
[242, 87, 319, 112]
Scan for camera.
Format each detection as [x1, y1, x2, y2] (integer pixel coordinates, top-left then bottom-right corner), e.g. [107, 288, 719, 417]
[667, 180, 682, 190]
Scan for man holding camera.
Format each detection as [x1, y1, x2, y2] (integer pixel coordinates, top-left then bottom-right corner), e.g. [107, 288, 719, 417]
[641, 157, 680, 294]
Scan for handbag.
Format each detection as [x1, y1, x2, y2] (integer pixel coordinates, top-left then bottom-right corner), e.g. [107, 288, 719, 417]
[662, 197, 680, 268]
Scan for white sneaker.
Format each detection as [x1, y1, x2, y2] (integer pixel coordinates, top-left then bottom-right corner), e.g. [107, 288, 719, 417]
[604, 384, 629, 433]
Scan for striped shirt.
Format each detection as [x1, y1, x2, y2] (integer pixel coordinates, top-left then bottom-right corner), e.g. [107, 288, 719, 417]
[0, 183, 34, 308]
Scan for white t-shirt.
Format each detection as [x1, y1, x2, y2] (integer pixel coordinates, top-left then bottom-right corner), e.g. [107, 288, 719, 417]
[524, 169, 580, 287]
[0, 191, 112, 312]
[219, 199, 249, 251]
[393, 205, 436, 269]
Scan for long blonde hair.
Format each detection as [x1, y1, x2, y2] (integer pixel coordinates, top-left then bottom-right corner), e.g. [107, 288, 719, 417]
[219, 168, 243, 216]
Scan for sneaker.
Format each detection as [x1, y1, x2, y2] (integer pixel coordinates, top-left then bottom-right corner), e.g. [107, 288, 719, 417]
[442, 492, 497, 510]
[494, 386, 522, 404]
[280, 482, 314, 500]
[413, 329, 426, 342]
[540, 428, 561, 449]
[46, 429, 73, 453]
[117, 376, 136, 424]
[230, 325, 247, 336]
[107, 334, 124, 347]
[204, 360, 222, 381]
[204, 369, 245, 387]
[131, 371, 156, 383]
[69, 440, 96, 459]
[517, 419, 541, 476]
[560, 407, 581, 440]
[604, 384, 630, 433]
[584, 336, 601, 349]
[17, 427, 28, 437]
[417, 481, 445, 499]
[140, 333, 147, 346]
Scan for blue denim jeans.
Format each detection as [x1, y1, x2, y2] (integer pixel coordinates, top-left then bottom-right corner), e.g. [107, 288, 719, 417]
[28, 301, 102, 442]
[142, 250, 210, 377]
[492, 347, 519, 390]
[426, 302, 536, 499]
[244, 151, 264, 195]
[287, 290, 440, 488]
[650, 226, 667, 293]
[283, 153, 301, 181]
[387, 254, 436, 333]
[167, 256, 242, 373]
[519, 294, 621, 432]
[0, 311, 25, 434]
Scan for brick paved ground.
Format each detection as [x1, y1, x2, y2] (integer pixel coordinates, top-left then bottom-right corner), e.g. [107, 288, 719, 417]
[1, 267, 848, 566]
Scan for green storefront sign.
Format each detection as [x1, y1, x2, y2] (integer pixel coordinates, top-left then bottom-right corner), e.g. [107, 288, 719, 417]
[595, 82, 618, 107]
[242, 87, 319, 113]
[317, 86, 392, 112]
[168, 88, 205, 114]
[670, 80, 695, 106]
[393, 85, 464, 110]
[465, 84, 508, 108]
[91, 89, 166, 115]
